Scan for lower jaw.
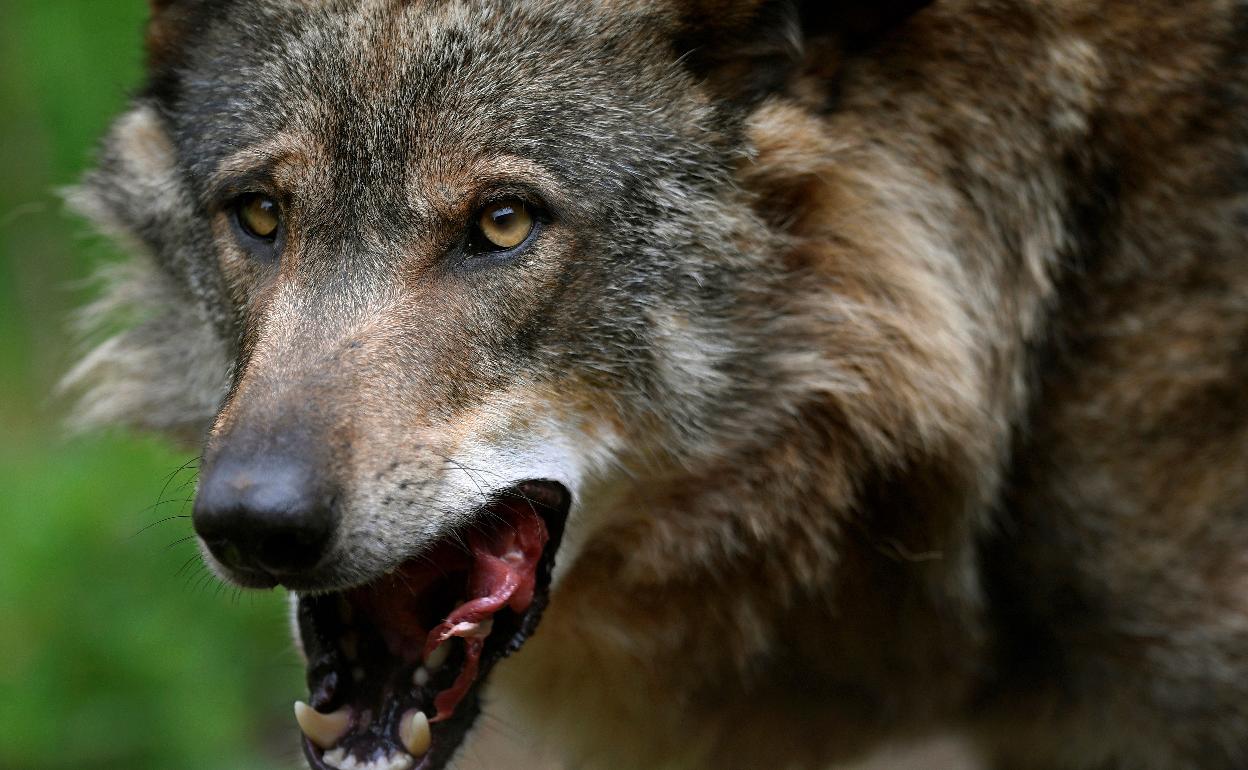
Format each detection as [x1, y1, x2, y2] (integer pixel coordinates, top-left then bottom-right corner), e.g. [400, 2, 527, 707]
[297, 632, 486, 770]
[294, 481, 570, 770]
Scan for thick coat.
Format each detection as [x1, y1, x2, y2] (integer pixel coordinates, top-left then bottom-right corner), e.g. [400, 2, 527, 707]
[68, 1, 1248, 767]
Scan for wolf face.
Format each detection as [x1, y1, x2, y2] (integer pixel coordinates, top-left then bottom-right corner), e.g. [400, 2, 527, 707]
[71, 0, 1248, 768]
[141, 0, 778, 588]
[74, 1, 858, 765]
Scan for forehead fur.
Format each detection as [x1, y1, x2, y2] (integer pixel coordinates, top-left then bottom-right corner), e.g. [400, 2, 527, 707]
[73, 0, 783, 445]
[158, 0, 733, 210]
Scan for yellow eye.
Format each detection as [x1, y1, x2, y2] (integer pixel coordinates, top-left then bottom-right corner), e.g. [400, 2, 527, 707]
[476, 200, 534, 251]
[236, 194, 280, 240]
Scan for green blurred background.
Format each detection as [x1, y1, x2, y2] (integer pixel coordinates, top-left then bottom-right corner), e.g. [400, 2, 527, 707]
[0, 3, 304, 768]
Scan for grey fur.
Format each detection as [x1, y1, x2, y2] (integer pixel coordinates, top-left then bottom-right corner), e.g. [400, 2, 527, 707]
[63, 105, 230, 439]
[67, 1, 1248, 768]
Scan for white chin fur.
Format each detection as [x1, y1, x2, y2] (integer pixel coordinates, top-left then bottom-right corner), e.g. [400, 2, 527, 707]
[448, 407, 622, 588]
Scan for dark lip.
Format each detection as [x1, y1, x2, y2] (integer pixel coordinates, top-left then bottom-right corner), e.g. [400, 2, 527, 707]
[205, 562, 280, 589]
[296, 480, 570, 770]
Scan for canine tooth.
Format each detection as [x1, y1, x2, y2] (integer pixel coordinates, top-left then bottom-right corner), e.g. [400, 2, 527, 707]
[352, 666, 366, 683]
[424, 642, 450, 670]
[412, 666, 430, 687]
[294, 701, 352, 749]
[399, 709, 432, 757]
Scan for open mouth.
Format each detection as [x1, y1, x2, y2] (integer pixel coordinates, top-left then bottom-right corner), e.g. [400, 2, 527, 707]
[294, 480, 570, 770]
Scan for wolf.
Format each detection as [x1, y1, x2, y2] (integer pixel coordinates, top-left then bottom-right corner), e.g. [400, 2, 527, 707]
[65, 0, 1248, 767]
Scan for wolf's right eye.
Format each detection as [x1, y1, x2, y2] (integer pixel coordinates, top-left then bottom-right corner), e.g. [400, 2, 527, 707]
[467, 199, 537, 255]
[234, 194, 281, 242]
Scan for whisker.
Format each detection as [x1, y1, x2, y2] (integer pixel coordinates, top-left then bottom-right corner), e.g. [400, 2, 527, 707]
[129, 513, 193, 539]
[154, 455, 201, 509]
[175, 554, 201, 578]
[164, 534, 198, 550]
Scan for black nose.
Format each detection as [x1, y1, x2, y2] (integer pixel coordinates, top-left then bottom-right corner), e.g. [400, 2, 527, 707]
[193, 454, 338, 577]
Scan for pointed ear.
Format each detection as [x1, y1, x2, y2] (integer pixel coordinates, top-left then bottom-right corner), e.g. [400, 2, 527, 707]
[144, 0, 205, 71]
[673, 0, 935, 104]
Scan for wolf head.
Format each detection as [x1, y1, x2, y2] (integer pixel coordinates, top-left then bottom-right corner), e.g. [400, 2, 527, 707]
[69, 0, 943, 766]
[71, 0, 936, 590]
[77, 0, 770, 587]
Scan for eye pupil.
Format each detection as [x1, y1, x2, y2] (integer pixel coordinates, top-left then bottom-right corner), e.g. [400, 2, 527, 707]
[477, 200, 533, 251]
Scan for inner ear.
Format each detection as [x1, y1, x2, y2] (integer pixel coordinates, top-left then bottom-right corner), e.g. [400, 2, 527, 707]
[674, 0, 936, 105]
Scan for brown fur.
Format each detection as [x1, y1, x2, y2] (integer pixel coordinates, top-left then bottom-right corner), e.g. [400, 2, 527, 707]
[498, 3, 1248, 767]
[68, 0, 1248, 767]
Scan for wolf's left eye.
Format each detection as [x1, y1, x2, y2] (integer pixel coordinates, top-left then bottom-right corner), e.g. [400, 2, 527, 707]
[469, 199, 535, 253]
[234, 194, 281, 241]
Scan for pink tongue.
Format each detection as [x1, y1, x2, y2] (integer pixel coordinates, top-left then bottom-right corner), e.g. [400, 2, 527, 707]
[423, 504, 548, 722]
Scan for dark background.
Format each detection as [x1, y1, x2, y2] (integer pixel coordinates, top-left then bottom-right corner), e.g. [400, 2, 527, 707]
[0, 3, 303, 768]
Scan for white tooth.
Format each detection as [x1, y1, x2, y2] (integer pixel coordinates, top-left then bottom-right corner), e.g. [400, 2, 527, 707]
[412, 666, 430, 687]
[399, 709, 432, 757]
[424, 642, 450, 670]
[323, 747, 348, 769]
[384, 753, 414, 770]
[294, 701, 352, 749]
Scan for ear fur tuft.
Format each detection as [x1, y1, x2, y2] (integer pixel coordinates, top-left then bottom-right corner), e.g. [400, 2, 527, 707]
[673, 0, 935, 104]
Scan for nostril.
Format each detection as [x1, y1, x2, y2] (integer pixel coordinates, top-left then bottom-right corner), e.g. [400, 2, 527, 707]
[255, 518, 334, 574]
[193, 453, 338, 579]
[202, 536, 247, 571]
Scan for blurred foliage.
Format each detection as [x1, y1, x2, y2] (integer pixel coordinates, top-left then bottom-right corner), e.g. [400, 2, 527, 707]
[0, 2, 303, 768]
